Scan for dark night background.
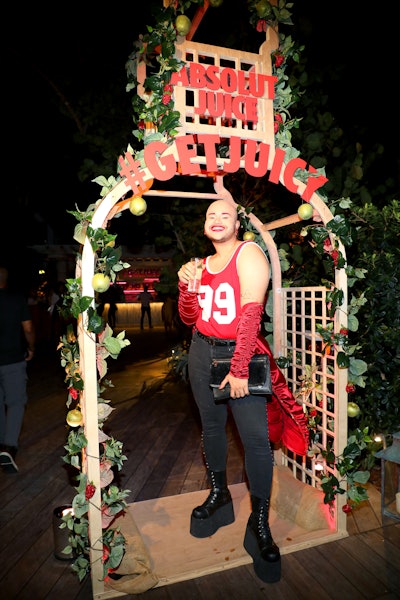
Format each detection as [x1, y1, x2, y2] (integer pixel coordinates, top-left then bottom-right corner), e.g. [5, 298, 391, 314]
[4, 1, 398, 284]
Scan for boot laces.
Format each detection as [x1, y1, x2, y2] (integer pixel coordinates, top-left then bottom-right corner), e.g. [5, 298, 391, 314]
[257, 506, 272, 541]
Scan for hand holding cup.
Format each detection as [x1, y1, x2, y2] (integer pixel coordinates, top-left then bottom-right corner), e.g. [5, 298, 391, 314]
[187, 257, 203, 293]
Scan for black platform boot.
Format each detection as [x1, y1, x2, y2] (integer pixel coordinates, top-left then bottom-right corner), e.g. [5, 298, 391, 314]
[190, 470, 235, 538]
[243, 495, 281, 583]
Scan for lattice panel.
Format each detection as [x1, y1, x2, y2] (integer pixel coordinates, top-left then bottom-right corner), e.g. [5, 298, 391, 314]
[277, 287, 338, 490]
[167, 35, 278, 173]
[176, 39, 276, 136]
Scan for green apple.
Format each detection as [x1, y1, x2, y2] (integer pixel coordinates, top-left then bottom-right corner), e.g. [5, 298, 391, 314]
[129, 196, 147, 216]
[347, 402, 361, 418]
[209, 0, 223, 6]
[92, 273, 111, 293]
[297, 203, 314, 220]
[66, 409, 83, 427]
[175, 14, 191, 36]
[255, 0, 273, 18]
[243, 231, 256, 241]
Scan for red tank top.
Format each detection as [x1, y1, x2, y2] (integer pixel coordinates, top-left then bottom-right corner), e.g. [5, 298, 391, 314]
[195, 241, 262, 339]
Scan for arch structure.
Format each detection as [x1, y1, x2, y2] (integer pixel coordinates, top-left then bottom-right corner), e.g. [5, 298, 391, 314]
[77, 16, 348, 599]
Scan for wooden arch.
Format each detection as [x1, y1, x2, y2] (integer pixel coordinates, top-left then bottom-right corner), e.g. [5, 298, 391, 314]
[76, 4, 348, 597]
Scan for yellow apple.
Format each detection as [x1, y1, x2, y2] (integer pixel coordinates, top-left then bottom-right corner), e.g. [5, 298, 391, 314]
[175, 14, 191, 36]
[66, 409, 83, 427]
[92, 273, 111, 293]
[243, 231, 256, 241]
[297, 203, 314, 220]
[129, 196, 147, 216]
[347, 402, 361, 418]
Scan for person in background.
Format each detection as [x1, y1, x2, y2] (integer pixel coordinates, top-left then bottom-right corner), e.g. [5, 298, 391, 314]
[138, 284, 153, 330]
[161, 295, 177, 337]
[0, 266, 35, 473]
[103, 283, 119, 329]
[177, 199, 309, 584]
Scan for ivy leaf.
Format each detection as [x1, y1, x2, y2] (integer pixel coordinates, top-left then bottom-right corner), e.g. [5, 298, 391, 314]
[92, 175, 110, 188]
[326, 288, 344, 314]
[87, 307, 105, 334]
[159, 110, 182, 134]
[102, 245, 122, 270]
[73, 222, 88, 245]
[347, 314, 359, 332]
[113, 262, 130, 273]
[343, 441, 362, 460]
[349, 358, 368, 376]
[104, 336, 126, 359]
[100, 461, 115, 487]
[353, 470, 371, 485]
[326, 215, 353, 245]
[347, 485, 369, 503]
[72, 493, 89, 518]
[92, 175, 118, 197]
[337, 351, 350, 368]
[69, 295, 93, 319]
[98, 403, 114, 422]
[106, 544, 125, 570]
[310, 226, 329, 246]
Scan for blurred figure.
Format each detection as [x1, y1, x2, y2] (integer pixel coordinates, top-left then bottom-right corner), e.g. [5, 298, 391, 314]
[161, 295, 177, 336]
[96, 284, 120, 329]
[105, 284, 119, 329]
[137, 284, 153, 329]
[0, 267, 35, 473]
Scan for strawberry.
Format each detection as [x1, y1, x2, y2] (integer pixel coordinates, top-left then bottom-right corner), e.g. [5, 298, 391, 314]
[85, 483, 96, 500]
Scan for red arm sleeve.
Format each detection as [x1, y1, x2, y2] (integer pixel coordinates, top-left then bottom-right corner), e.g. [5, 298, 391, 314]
[229, 302, 264, 379]
[177, 281, 200, 326]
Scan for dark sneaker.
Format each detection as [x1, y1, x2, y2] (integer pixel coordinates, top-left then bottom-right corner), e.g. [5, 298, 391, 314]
[0, 448, 18, 473]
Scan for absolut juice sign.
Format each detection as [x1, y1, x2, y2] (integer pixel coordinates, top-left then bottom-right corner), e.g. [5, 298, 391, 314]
[118, 61, 328, 200]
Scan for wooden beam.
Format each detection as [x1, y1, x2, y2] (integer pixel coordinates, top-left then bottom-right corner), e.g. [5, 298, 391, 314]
[187, 0, 210, 41]
[263, 212, 305, 231]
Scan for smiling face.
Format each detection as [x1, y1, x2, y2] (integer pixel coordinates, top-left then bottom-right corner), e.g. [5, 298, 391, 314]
[204, 200, 240, 243]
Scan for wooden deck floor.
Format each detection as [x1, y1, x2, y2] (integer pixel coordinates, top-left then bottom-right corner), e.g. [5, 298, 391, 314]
[1, 327, 399, 600]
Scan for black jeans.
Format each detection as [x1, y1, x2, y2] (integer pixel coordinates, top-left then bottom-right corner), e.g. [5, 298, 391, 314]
[140, 306, 152, 328]
[188, 331, 273, 500]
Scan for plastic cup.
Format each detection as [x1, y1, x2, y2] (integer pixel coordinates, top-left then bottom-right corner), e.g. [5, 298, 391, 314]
[187, 257, 202, 293]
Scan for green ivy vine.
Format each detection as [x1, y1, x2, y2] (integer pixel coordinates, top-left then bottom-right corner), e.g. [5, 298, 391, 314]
[57, 220, 131, 581]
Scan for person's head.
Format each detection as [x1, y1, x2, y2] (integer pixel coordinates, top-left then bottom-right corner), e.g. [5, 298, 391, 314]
[204, 200, 240, 243]
[0, 266, 9, 288]
[144, 284, 148, 291]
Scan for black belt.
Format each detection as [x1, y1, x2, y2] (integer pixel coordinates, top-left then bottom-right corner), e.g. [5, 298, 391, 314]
[195, 329, 236, 347]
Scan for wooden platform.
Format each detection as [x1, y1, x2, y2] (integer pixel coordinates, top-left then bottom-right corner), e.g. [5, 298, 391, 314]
[1, 328, 399, 600]
[128, 482, 340, 586]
